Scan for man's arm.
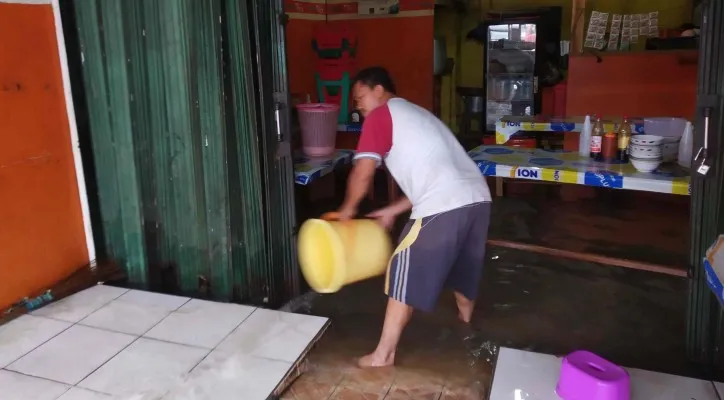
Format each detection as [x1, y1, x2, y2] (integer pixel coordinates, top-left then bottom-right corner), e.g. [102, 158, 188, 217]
[338, 104, 393, 220]
[383, 196, 412, 215]
[366, 195, 411, 230]
[338, 158, 377, 218]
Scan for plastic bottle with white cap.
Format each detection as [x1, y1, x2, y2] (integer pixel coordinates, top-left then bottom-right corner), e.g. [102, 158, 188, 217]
[579, 115, 592, 157]
[678, 121, 694, 169]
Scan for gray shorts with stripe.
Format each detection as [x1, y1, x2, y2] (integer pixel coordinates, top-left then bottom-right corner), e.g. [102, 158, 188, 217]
[384, 202, 491, 312]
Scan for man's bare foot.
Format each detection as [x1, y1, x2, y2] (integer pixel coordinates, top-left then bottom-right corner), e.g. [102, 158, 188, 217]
[454, 292, 475, 323]
[458, 309, 472, 324]
[357, 351, 395, 368]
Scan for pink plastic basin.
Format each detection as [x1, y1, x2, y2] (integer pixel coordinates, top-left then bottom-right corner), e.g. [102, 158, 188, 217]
[556, 351, 630, 400]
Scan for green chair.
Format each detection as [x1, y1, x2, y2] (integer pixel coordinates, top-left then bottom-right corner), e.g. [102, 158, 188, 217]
[315, 71, 351, 124]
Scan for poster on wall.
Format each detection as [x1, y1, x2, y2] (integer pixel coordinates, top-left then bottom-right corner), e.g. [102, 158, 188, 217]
[357, 0, 401, 15]
[607, 14, 621, 50]
[584, 11, 609, 50]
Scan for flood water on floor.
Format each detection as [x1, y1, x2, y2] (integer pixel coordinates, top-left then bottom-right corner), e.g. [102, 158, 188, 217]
[282, 247, 690, 399]
[287, 182, 693, 399]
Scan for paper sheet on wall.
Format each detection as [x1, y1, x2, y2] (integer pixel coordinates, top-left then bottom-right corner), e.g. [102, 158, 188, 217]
[629, 14, 640, 44]
[620, 14, 632, 50]
[608, 14, 621, 50]
[584, 11, 609, 50]
[637, 11, 660, 38]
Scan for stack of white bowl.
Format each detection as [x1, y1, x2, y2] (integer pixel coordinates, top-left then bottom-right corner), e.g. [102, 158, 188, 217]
[644, 117, 687, 163]
[629, 135, 663, 173]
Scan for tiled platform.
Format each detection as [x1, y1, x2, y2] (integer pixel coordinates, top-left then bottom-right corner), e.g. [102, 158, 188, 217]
[0, 285, 328, 400]
[489, 347, 722, 399]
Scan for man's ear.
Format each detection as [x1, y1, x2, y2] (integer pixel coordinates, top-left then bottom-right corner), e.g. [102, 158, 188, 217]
[373, 85, 386, 96]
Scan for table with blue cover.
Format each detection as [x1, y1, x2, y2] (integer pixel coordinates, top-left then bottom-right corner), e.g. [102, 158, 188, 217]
[468, 145, 691, 195]
[470, 145, 690, 277]
[294, 150, 354, 185]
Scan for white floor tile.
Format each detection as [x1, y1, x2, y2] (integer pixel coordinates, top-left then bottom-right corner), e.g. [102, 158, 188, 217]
[158, 350, 291, 400]
[7, 325, 136, 385]
[217, 309, 327, 362]
[80, 290, 189, 335]
[714, 381, 724, 397]
[488, 347, 560, 400]
[0, 315, 71, 368]
[489, 347, 720, 400]
[78, 337, 209, 397]
[0, 369, 69, 400]
[56, 387, 113, 400]
[31, 285, 128, 323]
[143, 299, 255, 348]
[627, 368, 719, 399]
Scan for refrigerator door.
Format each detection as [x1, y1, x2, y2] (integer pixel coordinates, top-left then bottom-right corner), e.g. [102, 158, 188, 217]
[485, 22, 537, 131]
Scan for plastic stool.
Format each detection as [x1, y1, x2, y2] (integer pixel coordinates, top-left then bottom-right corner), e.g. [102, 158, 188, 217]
[313, 25, 357, 59]
[557, 351, 630, 400]
[312, 42, 358, 59]
[316, 71, 351, 124]
[317, 58, 356, 81]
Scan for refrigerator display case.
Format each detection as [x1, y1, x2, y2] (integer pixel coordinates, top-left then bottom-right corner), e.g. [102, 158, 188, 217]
[470, 8, 562, 131]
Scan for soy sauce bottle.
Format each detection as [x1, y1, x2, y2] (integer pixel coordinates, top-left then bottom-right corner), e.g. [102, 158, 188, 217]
[590, 115, 604, 161]
[617, 116, 632, 162]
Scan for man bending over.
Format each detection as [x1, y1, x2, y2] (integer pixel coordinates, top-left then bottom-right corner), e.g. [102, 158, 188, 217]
[337, 66, 492, 368]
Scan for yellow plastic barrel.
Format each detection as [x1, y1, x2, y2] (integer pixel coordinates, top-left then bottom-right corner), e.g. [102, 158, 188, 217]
[298, 212, 392, 293]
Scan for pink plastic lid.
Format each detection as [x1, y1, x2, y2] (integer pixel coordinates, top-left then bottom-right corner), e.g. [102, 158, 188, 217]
[296, 103, 340, 112]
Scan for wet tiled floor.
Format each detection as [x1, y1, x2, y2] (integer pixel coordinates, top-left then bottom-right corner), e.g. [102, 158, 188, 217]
[281, 244, 690, 399]
[286, 186, 692, 399]
[0, 286, 328, 399]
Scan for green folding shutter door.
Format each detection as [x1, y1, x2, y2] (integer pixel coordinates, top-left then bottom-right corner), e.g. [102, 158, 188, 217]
[686, 0, 724, 373]
[70, 0, 298, 305]
[247, 0, 302, 305]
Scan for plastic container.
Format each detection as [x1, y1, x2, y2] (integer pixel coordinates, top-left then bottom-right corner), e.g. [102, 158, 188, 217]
[602, 132, 617, 162]
[678, 121, 694, 168]
[643, 117, 687, 139]
[557, 350, 630, 400]
[298, 213, 392, 293]
[296, 103, 340, 157]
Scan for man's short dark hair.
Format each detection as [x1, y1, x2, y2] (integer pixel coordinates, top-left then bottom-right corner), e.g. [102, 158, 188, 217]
[353, 67, 396, 94]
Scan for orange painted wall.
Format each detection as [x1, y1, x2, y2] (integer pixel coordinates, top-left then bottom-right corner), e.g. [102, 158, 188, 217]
[566, 51, 698, 119]
[284, 1, 434, 110]
[287, 18, 320, 102]
[328, 17, 434, 110]
[0, 3, 89, 309]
